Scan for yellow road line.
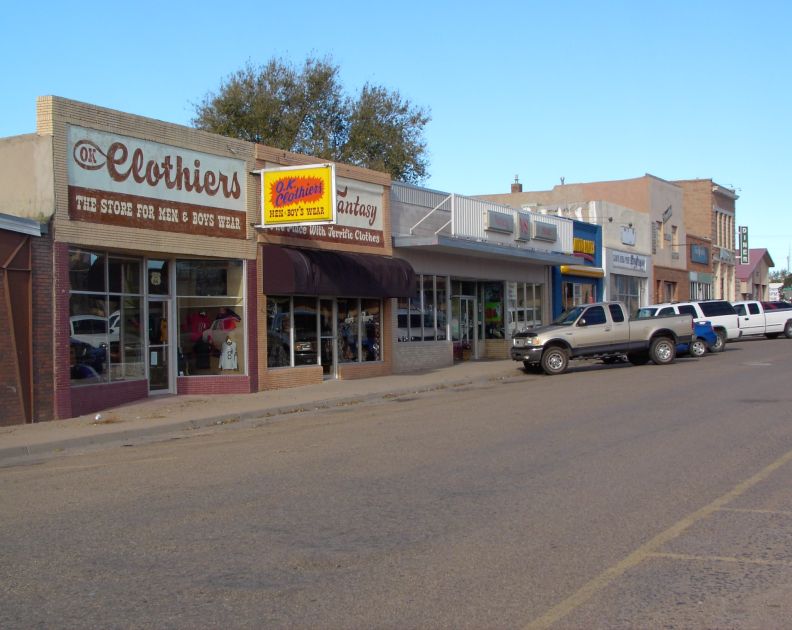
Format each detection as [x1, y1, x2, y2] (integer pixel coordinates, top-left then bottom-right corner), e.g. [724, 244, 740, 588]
[717, 506, 792, 517]
[523, 448, 792, 630]
[649, 551, 792, 567]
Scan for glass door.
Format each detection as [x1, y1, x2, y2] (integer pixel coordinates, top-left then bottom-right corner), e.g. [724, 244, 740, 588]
[147, 299, 170, 392]
[451, 294, 476, 360]
[147, 259, 172, 393]
[319, 298, 336, 378]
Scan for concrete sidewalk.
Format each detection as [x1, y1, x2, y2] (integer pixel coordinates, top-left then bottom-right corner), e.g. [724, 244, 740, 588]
[0, 360, 520, 465]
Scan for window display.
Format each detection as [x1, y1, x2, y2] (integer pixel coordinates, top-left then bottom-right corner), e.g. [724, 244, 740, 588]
[176, 260, 245, 375]
[69, 249, 144, 385]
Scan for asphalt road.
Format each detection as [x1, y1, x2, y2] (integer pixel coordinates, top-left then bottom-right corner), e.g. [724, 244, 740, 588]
[3, 337, 792, 629]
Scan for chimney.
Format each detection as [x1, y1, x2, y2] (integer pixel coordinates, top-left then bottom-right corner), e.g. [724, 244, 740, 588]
[511, 175, 523, 193]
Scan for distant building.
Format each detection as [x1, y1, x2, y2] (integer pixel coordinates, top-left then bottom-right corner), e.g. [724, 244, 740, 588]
[477, 174, 687, 304]
[736, 248, 774, 300]
[674, 179, 738, 301]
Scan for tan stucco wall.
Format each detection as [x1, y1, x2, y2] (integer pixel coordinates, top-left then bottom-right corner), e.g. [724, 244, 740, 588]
[0, 134, 55, 221]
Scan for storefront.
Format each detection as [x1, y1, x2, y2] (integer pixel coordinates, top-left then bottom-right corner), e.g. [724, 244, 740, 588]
[1, 97, 259, 420]
[552, 222, 603, 317]
[390, 184, 577, 370]
[255, 150, 415, 389]
[607, 249, 650, 315]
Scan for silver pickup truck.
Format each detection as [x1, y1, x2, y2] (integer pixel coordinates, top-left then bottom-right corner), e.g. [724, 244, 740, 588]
[511, 301, 693, 375]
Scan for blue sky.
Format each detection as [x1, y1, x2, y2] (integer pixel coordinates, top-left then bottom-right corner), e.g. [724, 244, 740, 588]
[3, 1, 791, 269]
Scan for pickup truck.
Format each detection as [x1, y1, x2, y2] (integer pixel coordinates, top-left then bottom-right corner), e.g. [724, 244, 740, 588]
[732, 300, 792, 339]
[510, 301, 693, 375]
[637, 300, 740, 352]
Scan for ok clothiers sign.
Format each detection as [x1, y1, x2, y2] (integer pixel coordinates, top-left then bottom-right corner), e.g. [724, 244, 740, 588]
[259, 163, 336, 227]
[67, 126, 247, 239]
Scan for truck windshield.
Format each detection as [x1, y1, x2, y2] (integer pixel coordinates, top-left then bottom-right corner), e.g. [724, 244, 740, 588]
[552, 306, 586, 326]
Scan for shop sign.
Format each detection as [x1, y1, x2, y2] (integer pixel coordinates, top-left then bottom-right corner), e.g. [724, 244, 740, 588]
[533, 221, 557, 242]
[610, 250, 648, 273]
[485, 210, 514, 234]
[690, 244, 710, 264]
[266, 177, 385, 247]
[718, 247, 735, 264]
[573, 237, 595, 262]
[515, 212, 531, 242]
[739, 226, 749, 264]
[689, 271, 714, 283]
[67, 125, 247, 239]
[259, 163, 336, 227]
[620, 225, 636, 246]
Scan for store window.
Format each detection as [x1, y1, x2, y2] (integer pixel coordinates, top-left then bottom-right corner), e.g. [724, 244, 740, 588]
[506, 282, 544, 336]
[266, 296, 382, 367]
[397, 275, 449, 342]
[562, 281, 596, 311]
[690, 281, 712, 301]
[176, 260, 245, 375]
[481, 282, 504, 339]
[69, 249, 144, 386]
[611, 275, 642, 317]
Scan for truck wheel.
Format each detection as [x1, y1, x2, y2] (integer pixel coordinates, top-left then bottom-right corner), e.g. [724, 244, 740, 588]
[711, 329, 727, 353]
[541, 347, 568, 375]
[785, 322, 792, 339]
[627, 352, 649, 365]
[689, 338, 707, 357]
[650, 337, 676, 365]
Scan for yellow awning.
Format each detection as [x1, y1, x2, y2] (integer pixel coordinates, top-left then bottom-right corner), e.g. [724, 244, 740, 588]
[560, 265, 605, 278]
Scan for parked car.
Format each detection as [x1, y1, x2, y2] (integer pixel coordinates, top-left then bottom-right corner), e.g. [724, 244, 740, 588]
[637, 300, 739, 352]
[511, 301, 692, 375]
[69, 311, 120, 348]
[636, 307, 718, 357]
[680, 321, 718, 357]
[732, 300, 792, 339]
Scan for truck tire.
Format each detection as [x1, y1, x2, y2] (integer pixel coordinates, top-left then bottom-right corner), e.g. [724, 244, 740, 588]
[627, 352, 649, 365]
[785, 321, 792, 339]
[689, 338, 707, 357]
[541, 347, 569, 375]
[649, 337, 676, 365]
[711, 329, 727, 352]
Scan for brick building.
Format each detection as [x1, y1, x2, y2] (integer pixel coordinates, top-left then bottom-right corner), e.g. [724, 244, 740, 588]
[674, 179, 738, 300]
[0, 97, 415, 423]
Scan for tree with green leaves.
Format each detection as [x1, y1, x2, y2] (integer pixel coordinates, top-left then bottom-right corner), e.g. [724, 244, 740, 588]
[192, 56, 430, 183]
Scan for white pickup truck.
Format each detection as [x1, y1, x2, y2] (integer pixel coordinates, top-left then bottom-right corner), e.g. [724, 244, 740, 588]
[732, 300, 792, 339]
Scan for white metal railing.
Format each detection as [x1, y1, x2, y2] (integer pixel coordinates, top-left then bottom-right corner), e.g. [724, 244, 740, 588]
[409, 193, 453, 235]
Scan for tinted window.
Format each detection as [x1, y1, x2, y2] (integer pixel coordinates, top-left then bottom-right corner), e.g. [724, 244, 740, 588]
[734, 304, 746, 316]
[583, 306, 606, 325]
[748, 303, 760, 315]
[608, 304, 625, 322]
[698, 301, 737, 316]
[678, 305, 697, 317]
[658, 307, 676, 316]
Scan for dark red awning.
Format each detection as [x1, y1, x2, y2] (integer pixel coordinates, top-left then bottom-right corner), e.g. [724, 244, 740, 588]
[261, 245, 416, 298]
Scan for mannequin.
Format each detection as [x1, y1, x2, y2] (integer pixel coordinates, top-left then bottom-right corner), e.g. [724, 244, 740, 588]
[219, 336, 238, 371]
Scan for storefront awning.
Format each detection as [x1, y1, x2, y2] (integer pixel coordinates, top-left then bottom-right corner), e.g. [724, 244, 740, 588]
[261, 245, 416, 298]
[560, 265, 605, 278]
